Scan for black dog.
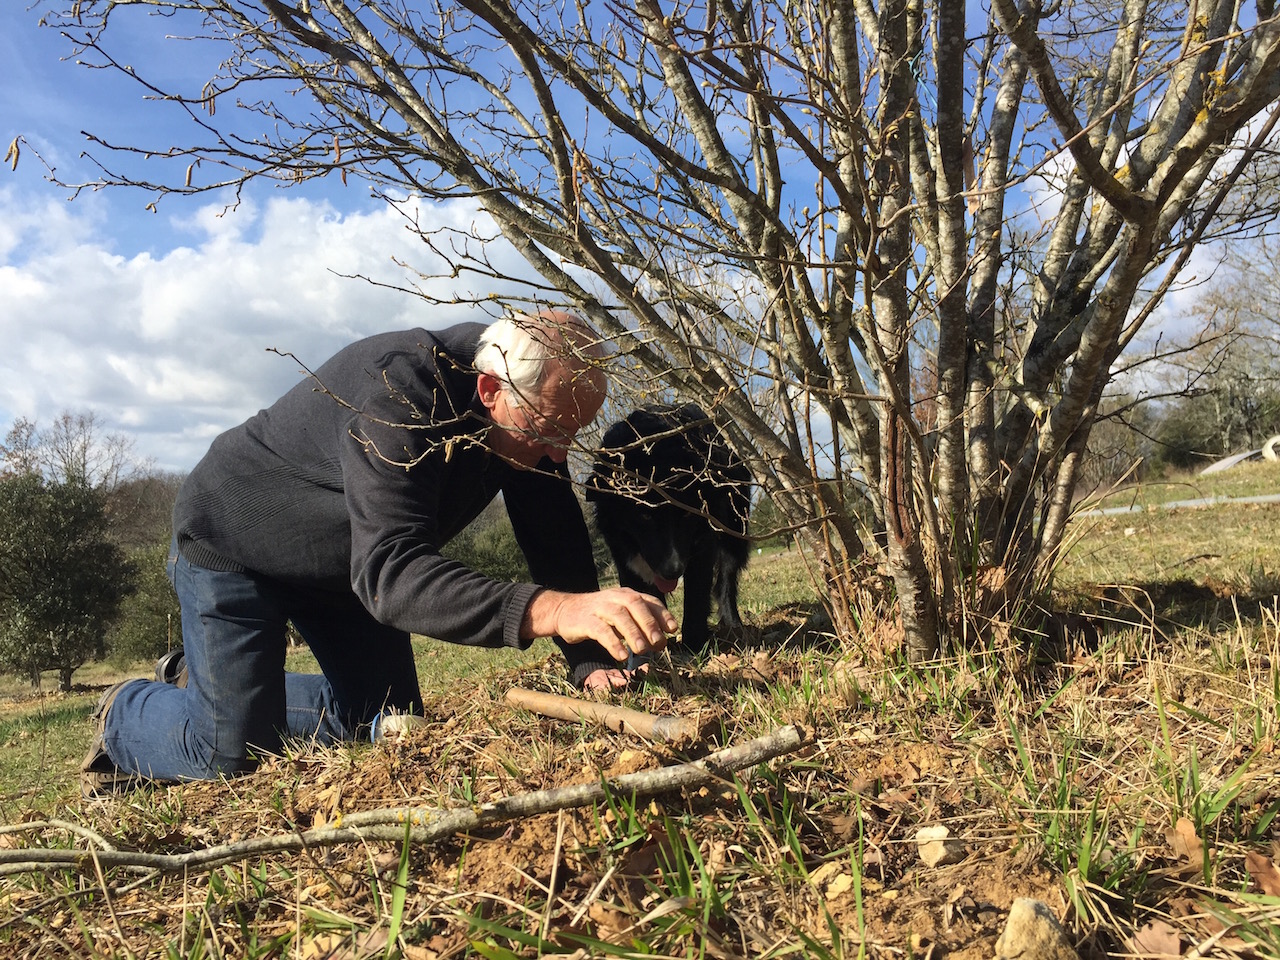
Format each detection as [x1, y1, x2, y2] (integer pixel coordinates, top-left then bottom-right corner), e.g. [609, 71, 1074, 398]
[586, 404, 752, 654]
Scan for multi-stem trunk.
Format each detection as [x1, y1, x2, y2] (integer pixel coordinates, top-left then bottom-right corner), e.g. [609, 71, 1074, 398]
[882, 402, 940, 659]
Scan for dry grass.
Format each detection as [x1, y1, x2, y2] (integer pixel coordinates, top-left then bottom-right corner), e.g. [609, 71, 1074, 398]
[2, 512, 1280, 958]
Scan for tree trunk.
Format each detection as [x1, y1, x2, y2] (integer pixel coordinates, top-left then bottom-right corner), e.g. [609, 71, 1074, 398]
[883, 406, 940, 660]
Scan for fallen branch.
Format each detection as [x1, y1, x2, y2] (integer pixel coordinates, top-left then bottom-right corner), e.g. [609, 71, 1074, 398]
[504, 686, 707, 742]
[0, 818, 117, 850]
[0, 724, 807, 879]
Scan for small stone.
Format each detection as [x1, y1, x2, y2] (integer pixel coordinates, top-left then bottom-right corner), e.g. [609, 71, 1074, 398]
[826, 873, 854, 898]
[994, 898, 1080, 960]
[915, 825, 967, 867]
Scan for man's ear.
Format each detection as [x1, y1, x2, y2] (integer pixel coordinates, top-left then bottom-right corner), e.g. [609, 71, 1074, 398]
[477, 372, 502, 411]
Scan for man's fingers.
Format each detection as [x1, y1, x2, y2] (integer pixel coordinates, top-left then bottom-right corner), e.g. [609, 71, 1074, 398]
[594, 611, 649, 660]
[594, 622, 630, 661]
[603, 592, 673, 657]
[581, 662, 651, 693]
[608, 587, 677, 644]
[551, 587, 678, 661]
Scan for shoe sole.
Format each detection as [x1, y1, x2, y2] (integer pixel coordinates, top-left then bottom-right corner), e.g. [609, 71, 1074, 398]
[154, 649, 188, 687]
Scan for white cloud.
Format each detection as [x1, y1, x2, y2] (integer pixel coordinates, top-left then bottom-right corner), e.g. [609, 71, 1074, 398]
[0, 186, 532, 471]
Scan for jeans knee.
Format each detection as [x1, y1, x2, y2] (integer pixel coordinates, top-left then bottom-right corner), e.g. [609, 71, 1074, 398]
[189, 734, 265, 780]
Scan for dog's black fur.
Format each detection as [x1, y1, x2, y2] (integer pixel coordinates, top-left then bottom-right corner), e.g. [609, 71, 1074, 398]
[586, 404, 752, 654]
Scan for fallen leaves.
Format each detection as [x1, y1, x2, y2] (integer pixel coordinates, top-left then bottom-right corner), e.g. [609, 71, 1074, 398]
[1244, 849, 1280, 896]
[808, 860, 856, 899]
[704, 650, 777, 683]
[1165, 817, 1204, 865]
[1126, 919, 1182, 958]
[298, 928, 388, 960]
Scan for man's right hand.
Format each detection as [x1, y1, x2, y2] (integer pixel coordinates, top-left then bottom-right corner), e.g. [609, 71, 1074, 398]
[523, 587, 677, 662]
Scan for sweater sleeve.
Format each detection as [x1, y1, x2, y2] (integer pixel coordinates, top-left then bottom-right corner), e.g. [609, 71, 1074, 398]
[504, 459, 622, 672]
[342, 403, 538, 650]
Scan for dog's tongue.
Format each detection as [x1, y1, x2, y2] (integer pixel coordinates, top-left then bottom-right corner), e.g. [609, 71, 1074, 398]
[653, 575, 680, 594]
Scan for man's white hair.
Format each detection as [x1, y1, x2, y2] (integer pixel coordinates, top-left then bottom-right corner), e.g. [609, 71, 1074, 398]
[475, 312, 605, 406]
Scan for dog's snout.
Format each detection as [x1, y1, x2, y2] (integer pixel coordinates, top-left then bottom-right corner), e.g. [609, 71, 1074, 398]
[653, 548, 687, 581]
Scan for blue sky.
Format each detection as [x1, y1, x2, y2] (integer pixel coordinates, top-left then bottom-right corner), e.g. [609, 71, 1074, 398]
[1, 4, 522, 472]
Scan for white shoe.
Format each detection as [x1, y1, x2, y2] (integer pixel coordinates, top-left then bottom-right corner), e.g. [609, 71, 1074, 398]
[370, 712, 429, 741]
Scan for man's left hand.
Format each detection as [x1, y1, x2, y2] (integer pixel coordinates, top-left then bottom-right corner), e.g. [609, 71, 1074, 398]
[580, 661, 650, 693]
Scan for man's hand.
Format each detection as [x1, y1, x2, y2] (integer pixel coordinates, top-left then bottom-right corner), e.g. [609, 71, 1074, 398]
[580, 661, 651, 693]
[524, 587, 677, 662]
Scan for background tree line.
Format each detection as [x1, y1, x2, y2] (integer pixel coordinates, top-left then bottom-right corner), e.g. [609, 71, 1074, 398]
[1083, 241, 1280, 490]
[0, 413, 182, 690]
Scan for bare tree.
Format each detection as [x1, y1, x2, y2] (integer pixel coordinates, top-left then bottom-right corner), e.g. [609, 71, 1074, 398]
[27, 0, 1280, 658]
[1, 412, 173, 549]
[2, 412, 138, 490]
[0, 420, 39, 479]
[1140, 245, 1280, 468]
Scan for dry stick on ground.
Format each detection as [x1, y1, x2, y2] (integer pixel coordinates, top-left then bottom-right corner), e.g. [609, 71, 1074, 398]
[504, 686, 707, 742]
[0, 724, 808, 879]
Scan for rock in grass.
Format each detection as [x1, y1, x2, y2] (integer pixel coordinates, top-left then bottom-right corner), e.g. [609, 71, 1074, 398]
[994, 898, 1080, 960]
[915, 824, 966, 867]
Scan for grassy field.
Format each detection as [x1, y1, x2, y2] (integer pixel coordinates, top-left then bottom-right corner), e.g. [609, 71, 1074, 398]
[1083, 457, 1280, 510]
[1, 466, 1279, 958]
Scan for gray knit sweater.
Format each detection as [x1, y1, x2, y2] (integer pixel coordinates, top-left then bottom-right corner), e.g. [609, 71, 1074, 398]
[172, 323, 603, 660]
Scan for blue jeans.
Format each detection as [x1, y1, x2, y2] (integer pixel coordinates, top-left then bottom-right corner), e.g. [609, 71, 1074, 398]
[101, 542, 423, 781]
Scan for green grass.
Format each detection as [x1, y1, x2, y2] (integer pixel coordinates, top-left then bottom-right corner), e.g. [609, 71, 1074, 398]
[1085, 458, 1280, 509]
[1057, 459, 1280, 595]
[0, 700, 89, 805]
[1060, 500, 1280, 592]
[5, 516, 1280, 957]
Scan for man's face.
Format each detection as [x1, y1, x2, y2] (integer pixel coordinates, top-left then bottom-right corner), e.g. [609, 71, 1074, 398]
[480, 361, 605, 468]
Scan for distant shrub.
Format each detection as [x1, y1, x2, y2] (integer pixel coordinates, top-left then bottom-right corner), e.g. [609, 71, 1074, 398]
[106, 540, 181, 667]
[0, 473, 136, 690]
[443, 499, 533, 583]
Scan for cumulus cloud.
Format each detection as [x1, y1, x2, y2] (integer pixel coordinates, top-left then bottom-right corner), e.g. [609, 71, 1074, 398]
[0, 187, 532, 471]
